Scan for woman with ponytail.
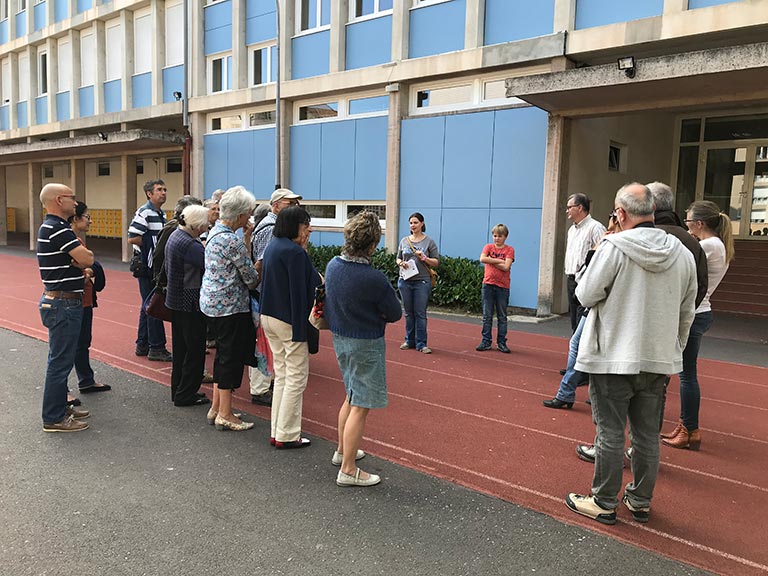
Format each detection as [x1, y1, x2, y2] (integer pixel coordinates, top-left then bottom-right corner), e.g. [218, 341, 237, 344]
[662, 200, 734, 450]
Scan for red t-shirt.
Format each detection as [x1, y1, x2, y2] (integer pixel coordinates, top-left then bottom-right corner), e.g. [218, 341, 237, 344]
[482, 243, 515, 289]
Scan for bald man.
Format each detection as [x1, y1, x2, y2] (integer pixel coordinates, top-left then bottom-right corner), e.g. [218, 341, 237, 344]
[38, 183, 94, 433]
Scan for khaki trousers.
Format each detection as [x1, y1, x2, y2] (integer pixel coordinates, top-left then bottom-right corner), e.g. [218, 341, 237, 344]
[261, 315, 309, 442]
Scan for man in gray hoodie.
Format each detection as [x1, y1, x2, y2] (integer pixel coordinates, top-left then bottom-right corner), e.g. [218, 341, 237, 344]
[565, 183, 697, 525]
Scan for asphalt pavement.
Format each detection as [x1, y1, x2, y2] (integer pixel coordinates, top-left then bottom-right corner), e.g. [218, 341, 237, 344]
[0, 328, 709, 576]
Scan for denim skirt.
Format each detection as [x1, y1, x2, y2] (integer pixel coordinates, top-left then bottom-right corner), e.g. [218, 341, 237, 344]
[332, 334, 388, 409]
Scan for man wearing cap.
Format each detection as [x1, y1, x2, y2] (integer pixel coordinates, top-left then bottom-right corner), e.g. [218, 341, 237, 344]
[248, 188, 302, 406]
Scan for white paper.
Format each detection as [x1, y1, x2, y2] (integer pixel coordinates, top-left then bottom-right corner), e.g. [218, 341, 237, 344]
[400, 259, 419, 280]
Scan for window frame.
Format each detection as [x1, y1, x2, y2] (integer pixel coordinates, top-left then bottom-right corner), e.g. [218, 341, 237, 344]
[293, 91, 388, 125]
[57, 38, 71, 93]
[247, 42, 276, 88]
[38, 49, 48, 96]
[17, 0, 26, 14]
[300, 200, 387, 230]
[18, 52, 30, 102]
[348, 0, 393, 23]
[80, 31, 95, 87]
[105, 19, 123, 83]
[1, 0, 9, 20]
[165, 0, 184, 68]
[97, 162, 111, 176]
[1, 58, 10, 104]
[295, 0, 331, 35]
[133, 7, 152, 76]
[206, 104, 276, 134]
[207, 52, 232, 95]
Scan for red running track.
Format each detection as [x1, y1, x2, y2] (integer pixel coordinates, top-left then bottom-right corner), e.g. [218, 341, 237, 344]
[3, 253, 767, 575]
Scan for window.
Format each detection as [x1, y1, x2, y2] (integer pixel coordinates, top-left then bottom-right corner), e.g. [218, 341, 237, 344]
[17, 0, 25, 13]
[38, 51, 48, 96]
[303, 201, 386, 229]
[80, 32, 95, 87]
[18, 53, 29, 102]
[207, 108, 275, 133]
[1, 59, 10, 104]
[249, 45, 275, 87]
[211, 114, 242, 131]
[416, 84, 472, 110]
[298, 101, 338, 121]
[297, 0, 330, 33]
[134, 9, 152, 75]
[43, 165, 54, 178]
[57, 39, 71, 92]
[105, 20, 123, 82]
[166, 157, 182, 173]
[348, 95, 388, 116]
[1, 0, 9, 20]
[249, 110, 275, 127]
[351, 0, 392, 19]
[165, 1, 184, 67]
[207, 54, 231, 94]
[98, 162, 111, 176]
[294, 93, 388, 124]
[608, 142, 627, 173]
[136, 159, 144, 174]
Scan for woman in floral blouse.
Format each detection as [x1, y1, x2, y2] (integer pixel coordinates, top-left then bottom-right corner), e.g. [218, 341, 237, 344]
[200, 186, 259, 431]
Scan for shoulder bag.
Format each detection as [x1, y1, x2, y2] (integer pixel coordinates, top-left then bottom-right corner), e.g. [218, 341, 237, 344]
[406, 236, 438, 288]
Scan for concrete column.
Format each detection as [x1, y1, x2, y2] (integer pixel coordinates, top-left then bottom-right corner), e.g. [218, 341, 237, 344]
[232, 0, 247, 90]
[0, 166, 7, 246]
[46, 38, 57, 124]
[94, 21, 106, 115]
[68, 0, 76, 19]
[536, 114, 571, 317]
[189, 111, 205, 198]
[26, 2, 34, 36]
[122, 10, 135, 110]
[664, 0, 688, 14]
[28, 46, 38, 126]
[553, 0, 576, 31]
[70, 29, 81, 120]
[191, 0, 206, 96]
[391, 0, 409, 61]
[45, 0, 55, 30]
[278, 99, 292, 188]
[464, 0, 484, 50]
[28, 162, 43, 251]
[329, 0, 349, 73]
[71, 159, 86, 202]
[8, 52, 18, 129]
[279, 0, 295, 81]
[8, 1, 16, 40]
[151, 0, 165, 106]
[121, 155, 138, 262]
[384, 83, 407, 253]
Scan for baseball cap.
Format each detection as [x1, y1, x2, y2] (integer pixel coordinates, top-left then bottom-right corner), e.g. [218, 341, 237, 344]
[270, 188, 302, 204]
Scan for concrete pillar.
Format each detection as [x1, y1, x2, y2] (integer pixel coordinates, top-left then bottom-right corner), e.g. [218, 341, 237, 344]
[232, 0, 247, 90]
[26, 2, 34, 37]
[122, 10, 135, 110]
[536, 115, 571, 317]
[191, 0, 206, 96]
[28, 163, 43, 251]
[465, 0, 485, 50]
[279, 0, 295, 81]
[553, 0, 576, 31]
[189, 111, 205, 198]
[8, 1, 16, 40]
[45, 0, 55, 35]
[151, 0, 166, 106]
[0, 166, 7, 246]
[664, 0, 689, 14]
[384, 84, 407, 253]
[71, 159, 86, 201]
[70, 29, 81, 120]
[121, 156, 138, 262]
[8, 52, 18, 129]
[392, 0, 409, 61]
[329, 0, 349, 73]
[46, 38, 57, 124]
[94, 21, 106, 115]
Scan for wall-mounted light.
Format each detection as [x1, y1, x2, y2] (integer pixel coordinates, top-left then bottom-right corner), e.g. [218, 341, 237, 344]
[617, 56, 636, 79]
[173, 91, 182, 101]
[97, 131, 108, 141]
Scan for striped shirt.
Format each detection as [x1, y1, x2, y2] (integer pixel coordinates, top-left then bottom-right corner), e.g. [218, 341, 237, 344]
[128, 200, 167, 270]
[37, 214, 85, 293]
[565, 214, 606, 276]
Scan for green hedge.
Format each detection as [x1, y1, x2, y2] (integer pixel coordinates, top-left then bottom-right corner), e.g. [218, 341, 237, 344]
[307, 243, 484, 313]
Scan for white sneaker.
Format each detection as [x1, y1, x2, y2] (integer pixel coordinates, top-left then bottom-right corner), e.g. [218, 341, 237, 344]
[336, 468, 381, 487]
[331, 449, 365, 466]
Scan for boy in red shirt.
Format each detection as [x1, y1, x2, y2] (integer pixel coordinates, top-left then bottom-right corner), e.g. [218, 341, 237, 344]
[477, 224, 515, 353]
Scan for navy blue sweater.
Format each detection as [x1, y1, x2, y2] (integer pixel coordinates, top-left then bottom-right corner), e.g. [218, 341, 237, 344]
[324, 257, 402, 339]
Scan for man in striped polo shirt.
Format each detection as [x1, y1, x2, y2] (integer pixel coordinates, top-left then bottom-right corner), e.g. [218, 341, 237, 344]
[128, 180, 172, 362]
[38, 183, 94, 432]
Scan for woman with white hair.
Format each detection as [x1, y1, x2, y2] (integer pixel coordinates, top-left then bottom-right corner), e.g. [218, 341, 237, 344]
[165, 204, 212, 407]
[200, 186, 260, 430]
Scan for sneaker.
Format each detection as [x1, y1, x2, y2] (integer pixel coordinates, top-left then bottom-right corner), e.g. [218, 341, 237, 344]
[66, 406, 90, 420]
[205, 339, 216, 349]
[419, 347, 432, 354]
[135, 345, 149, 357]
[331, 449, 366, 466]
[250, 391, 273, 406]
[336, 468, 381, 487]
[475, 342, 492, 352]
[625, 446, 634, 461]
[201, 371, 214, 384]
[399, 342, 413, 350]
[565, 493, 616, 525]
[43, 415, 89, 433]
[576, 444, 596, 463]
[622, 494, 650, 523]
[497, 343, 511, 354]
[147, 348, 173, 362]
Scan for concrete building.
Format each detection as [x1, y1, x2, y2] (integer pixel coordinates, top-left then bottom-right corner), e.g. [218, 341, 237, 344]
[1, 0, 767, 315]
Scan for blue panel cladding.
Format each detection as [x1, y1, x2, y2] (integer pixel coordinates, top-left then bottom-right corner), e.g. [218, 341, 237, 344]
[204, 0, 233, 55]
[204, 134, 228, 197]
[400, 116, 445, 210]
[354, 116, 387, 201]
[245, 11, 276, 44]
[54, 0, 68, 22]
[162, 65, 184, 103]
[345, 15, 392, 70]
[132, 73, 151, 109]
[35, 96, 48, 124]
[312, 231, 345, 248]
[574, 0, 663, 29]
[15, 11, 26, 38]
[56, 91, 70, 121]
[104, 79, 121, 113]
[77, 0, 92, 13]
[227, 131, 256, 193]
[0, 19, 7, 44]
[689, 0, 741, 7]
[440, 208, 490, 263]
[17, 102, 28, 128]
[320, 120, 355, 200]
[291, 30, 330, 79]
[290, 124, 322, 199]
[484, 0, 554, 45]
[397, 208, 443, 252]
[491, 208, 542, 308]
[79, 85, 94, 117]
[34, 2, 46, 31]
[442, 112, 494, 209]
[252, 127, 276, 197]
[409, 0, 465, 59]
[490, 107, 547, 209]
[0, 106, 9, 130]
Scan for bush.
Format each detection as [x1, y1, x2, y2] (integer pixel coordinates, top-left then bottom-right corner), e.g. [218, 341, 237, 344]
[307, 243, 484, 313]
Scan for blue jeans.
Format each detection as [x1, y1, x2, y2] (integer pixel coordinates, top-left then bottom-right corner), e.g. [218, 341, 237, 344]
[480, 284, 509, 346]
[555, 314, 589, 403]
[398, 278, 430, 350]
[39, 295, 83, 424]
[74, 306, 95, 389]
[590, 372, 666, 510]
[136, 275, 166, 350]
[678, 311, 713, 430]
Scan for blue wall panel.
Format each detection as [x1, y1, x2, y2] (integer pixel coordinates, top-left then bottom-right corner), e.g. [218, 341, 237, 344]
[205, 0, 233, 55]
[397, 207, 443, 252]
[56, 91, 70, 121]
[76, 0, 92, 13]
[0, 106, 9, 131]
[227, 131, 256, 193]
[246, 0, 274, 17]
[689, 0, 741, 7]
[313, 231, 345, 248]
[409, 0, 465, 58]
[15, 12, 26, 38]
[17, 102, 28, 128]
[34, 2, 46, 31]
[575, 0, 663, 29]
[104, 79, 121, 113]
[491, 208, 542, 308]
[246, 12, 276, 44]
[252, 128, 277, 197]
[204, 134, 228, 197]
[442, 112, 494, 209]
[400, 116, 445, 209]
[132, 73, 152, 109]
[79, 86, 94, 117]
[0, 19, 7, 44]
[346, 15, 392, 70]
[162, 65, 184, 103]
[354, 116, 387, 200]
[35, 96, 47, 125]
[484, 0, 554, 45]
[290, 124, 322, 199]
[440, 208, 490, 262]
[320, 120, 355, 200]
[291, 30, 330, 79]
[54, 0, 68, 22]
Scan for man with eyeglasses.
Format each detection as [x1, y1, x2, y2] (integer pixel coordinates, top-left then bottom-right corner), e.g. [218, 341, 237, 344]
[564, 193, 606, 332]
[37, 183, 95, 432]
[248, 187, 302, 406]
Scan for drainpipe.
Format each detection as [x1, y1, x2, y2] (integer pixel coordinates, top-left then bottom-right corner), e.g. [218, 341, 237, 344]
[274, 0, 281, 190]
[182, 0, 191, 195]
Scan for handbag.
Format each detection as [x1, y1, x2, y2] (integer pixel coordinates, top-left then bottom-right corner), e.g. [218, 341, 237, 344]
[308, 285, 329, 331]
[129, 250, 149, 278]
[406, 237, 438, 288]
[144, 286, 173, 322]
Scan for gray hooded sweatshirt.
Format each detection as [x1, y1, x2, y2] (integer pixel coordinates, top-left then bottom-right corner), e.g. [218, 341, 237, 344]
[574, 227, 697, 375]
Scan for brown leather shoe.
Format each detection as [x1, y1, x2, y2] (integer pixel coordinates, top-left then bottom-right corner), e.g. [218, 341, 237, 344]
[660, 421, 683, 439]
[662, 425, 701, 450]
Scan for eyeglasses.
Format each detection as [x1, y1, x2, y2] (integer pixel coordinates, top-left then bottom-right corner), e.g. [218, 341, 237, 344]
[565, 204, 578, 210]
[609, 210, 618, 220]
[80, 214, 92, 221]
[58, 194, 76, 200]
[281, 199, 299, 206]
